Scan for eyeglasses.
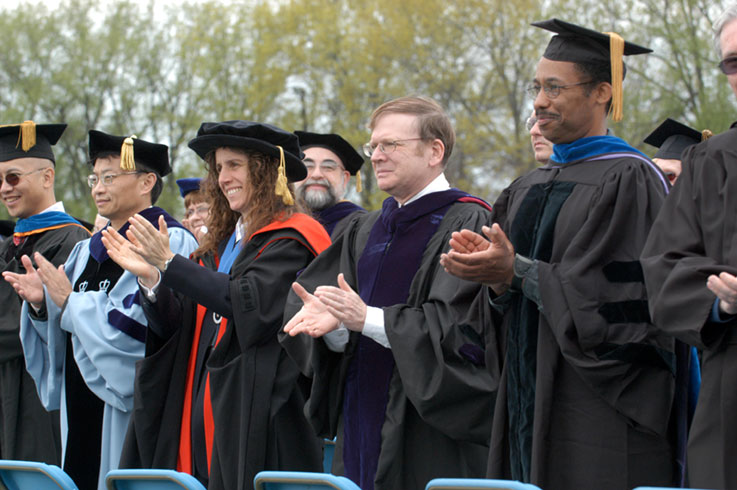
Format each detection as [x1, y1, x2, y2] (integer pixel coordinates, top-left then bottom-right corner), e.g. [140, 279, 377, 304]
[303, 161, 343, 173]
[87, 171, 141, 188]
[362, 138, 425, 158]
[0, 167, 47, 187]
[719, 56, 737, 75]
[526, 80, 595, 99]
[525, 116, 538, 131]
[185, 205, 210, 219]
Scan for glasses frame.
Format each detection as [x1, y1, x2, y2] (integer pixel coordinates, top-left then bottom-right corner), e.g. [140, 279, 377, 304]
[526, 80, 596, 100]
[362, 138, 425, 158]
[0, 167, 47, 187]
[525, 116, 538, 131]
[87, 171, 142, 188]
[719, 56, 737, 75]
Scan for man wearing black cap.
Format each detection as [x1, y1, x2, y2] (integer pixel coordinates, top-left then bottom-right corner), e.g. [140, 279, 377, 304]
[644, 118, 708, 185]
[641, 4, 737, 488]
[4, 130, 197, 490]
[441, 19, 677, 490]
[293, 131, 366, 237]
[283, 96, 499, 490]
[0, 121, 90, 465]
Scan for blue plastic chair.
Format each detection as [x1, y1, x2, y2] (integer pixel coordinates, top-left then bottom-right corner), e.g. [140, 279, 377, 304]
[254, 471, 360, 490]
[105, 469, 206, 490]
[0, 459, 78, 490]
[426, 478, 543, 490]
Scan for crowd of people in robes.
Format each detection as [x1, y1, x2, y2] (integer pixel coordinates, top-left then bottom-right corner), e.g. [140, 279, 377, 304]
[0, 4, 737, 490]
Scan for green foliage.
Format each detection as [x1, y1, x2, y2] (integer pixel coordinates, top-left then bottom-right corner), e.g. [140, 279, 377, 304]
[0, 0, 734, 221]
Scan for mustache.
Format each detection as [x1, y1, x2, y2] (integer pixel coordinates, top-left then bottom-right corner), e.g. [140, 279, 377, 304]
[535, 111, 559, 120]
[303, 178, 331, 187]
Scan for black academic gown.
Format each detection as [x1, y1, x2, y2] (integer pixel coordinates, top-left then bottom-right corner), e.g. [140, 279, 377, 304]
[314, 201, 366, 238]
[641, 124, 737, 489]
[0, 222, 90, 463]
[120, 223, 325, 490]
[281, 199, 501, 490]
[486, 153, 677, 490]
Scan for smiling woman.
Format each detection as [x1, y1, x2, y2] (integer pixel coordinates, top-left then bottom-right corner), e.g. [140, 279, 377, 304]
[109, 120, 332, 490]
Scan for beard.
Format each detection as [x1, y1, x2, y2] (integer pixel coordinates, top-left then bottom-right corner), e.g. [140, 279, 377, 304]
[297, 178, 339, 211]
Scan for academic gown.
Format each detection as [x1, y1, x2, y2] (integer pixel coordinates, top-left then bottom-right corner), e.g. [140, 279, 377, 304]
[0, 216, 90, 463]
[641, 123, 737, 489]
[485, 137, 678, 490]
[19, 208, 197, 490]
[120, 214, 330, 490]
[281, 192, 501, 490]
[313, 200, 366, 238]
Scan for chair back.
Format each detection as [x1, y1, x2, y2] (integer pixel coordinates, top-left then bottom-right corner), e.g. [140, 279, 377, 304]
[426, 478, 543, 490]
[254, 471, 361, 490]
[105, 469, 206, 490]
[0, 459, 78, 490]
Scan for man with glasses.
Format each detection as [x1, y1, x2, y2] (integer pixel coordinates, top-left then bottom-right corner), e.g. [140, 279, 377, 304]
[641, 4, 737, 488]
[4, 129, 197, 490]
[441, 19, 678, 490]
[294, 131, 366, 238]
[0, 122, 90, 466]
[282, 96, 499, 490]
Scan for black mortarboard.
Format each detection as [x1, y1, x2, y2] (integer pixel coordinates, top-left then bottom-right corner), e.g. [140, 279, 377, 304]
[188, 121, 306, 182]
[176, 177, 203, 198]
[88, 130, 171, 176]
[644, 118, 704, 160]
[294, 131, 364, 175]
[0, 121, 66, 164]
[533, 18, 652, 121]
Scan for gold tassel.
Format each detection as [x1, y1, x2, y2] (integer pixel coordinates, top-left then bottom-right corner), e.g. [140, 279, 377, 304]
[274, 146, 294, 205]
[120, 135, 137, 171]
[604, 32, 625, 122]
[19, 120, 36, 151]
[702, 129, 713, 141]
[355, 170, 362, 193]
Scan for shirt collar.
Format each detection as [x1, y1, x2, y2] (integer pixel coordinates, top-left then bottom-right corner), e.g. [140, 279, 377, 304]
[40, 201, 65, 214]
[399, 173, 450, 207]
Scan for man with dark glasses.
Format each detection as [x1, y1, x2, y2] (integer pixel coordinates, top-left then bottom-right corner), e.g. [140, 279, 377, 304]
[642, 4, 737, 488]
[0, 121, 90, 465]
[4, 130, 197, 490]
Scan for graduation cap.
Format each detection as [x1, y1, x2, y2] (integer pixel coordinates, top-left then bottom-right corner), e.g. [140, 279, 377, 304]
[88, 130, 171, 176]
[176, 177, 203, 198]
[188, 121, 306, 205]
[643, 118, 708, 160]
[294, 130, 365, 191]
[532, 18, 652, 122]
[0, 121, 66, 164]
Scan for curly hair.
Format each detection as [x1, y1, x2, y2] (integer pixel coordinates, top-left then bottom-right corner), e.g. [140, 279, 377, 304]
[194, 146, 302, 258]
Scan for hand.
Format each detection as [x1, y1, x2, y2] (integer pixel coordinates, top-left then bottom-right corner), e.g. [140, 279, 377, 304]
[708, 272, 737, 316]
[33, 252, 73, 308]
[101, 227, 160, 287]
[125, 214, 174, 270]
[283, 282, 340, 337]
[314, 273, 366, 331]
[440, 223, 515, 293]
[2, 254, 45, 307]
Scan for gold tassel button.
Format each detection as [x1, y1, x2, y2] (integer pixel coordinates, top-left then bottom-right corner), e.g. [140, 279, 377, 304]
[274, 146, 294, 205]
[121, 135, 137, 171]
[604, 31, 625, 123]
[702, 129, 713, 141]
